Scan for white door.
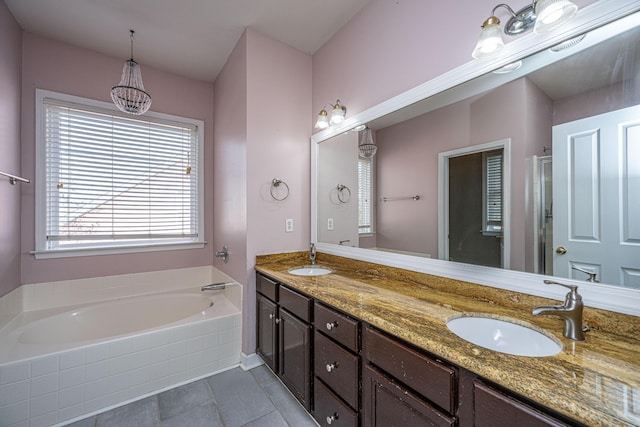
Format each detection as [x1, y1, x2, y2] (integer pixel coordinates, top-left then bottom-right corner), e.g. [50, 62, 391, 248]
[553, 105, 640, 287]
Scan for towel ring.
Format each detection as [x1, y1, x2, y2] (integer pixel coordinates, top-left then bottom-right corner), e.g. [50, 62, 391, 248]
[337, 184, 351, 203]
[271, 178, 290, 201]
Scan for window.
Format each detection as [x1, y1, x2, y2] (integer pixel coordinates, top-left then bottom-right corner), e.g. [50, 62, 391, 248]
[483, 150, 503, 234]
[35, 89, 204, 258]
[358, 157, 374, 234]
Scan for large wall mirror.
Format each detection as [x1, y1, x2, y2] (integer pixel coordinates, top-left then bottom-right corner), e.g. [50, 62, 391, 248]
[311, 4, 640, 315]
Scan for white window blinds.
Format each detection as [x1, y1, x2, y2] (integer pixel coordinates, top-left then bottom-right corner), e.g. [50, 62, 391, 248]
[43, 98, 200, 250]
[484, 150, 503, 232]
[358, 157, 373, 233]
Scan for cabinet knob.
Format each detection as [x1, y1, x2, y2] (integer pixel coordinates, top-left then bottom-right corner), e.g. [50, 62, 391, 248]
[269, 313, 280, 323]
[326, 321, 339, 330]
[326, 413, 339, 425]
[326, 362, 338, 373]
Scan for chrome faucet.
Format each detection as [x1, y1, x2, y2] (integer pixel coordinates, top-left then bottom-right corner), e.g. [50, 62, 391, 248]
[201, 282, 230, 291]
[310, 243, 317, 265]
[571, 265, 598, 282]
[532, 280, 586, 341]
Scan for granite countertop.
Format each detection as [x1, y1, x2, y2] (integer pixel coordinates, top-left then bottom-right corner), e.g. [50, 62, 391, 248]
[255, 252, 640, 427]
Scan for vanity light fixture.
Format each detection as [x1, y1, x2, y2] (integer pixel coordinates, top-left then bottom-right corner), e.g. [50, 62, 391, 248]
[314, 100, 347, 129]
[111, 30, 152, 115]
[472, 0, 579, 59]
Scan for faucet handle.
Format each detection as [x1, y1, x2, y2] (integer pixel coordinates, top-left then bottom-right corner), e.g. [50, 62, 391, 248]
[543, 280, 581, 300]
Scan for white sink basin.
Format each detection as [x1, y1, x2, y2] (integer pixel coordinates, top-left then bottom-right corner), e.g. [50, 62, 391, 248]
[288, 266, 332, 276]
[446, 315, 561, 357]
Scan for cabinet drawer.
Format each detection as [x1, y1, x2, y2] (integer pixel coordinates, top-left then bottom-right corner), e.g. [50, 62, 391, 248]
[256, 274, 278, 301]
[280, 285, 312, 322]
[363, 365, 456, 427]
[315, 331, 359, 409]
[315, 302, 359, 351]
[314, 378, 359, 427]
[474, 382, 571, 427]
[363, 326, 457, 414]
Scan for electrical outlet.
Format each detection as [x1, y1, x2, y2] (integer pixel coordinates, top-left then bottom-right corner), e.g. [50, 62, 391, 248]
[285, 218, 293, 232]
[327, 218, 334, 230]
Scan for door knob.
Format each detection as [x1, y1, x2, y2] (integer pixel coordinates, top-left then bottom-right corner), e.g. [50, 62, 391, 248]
[556, 246, 567, 254]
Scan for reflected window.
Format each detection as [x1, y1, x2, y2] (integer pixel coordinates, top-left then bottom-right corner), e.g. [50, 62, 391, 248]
[483, 150, 503, 234]
[358, 157, 373, 234]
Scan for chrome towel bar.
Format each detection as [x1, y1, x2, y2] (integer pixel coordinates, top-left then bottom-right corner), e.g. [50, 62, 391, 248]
[0, 170, 30, 185]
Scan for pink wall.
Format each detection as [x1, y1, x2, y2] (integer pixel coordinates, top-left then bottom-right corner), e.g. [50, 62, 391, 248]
[20, 33, 215, 284]
[213, 31, 249, 287]
[214, 29, 312, 354]
[0, 3, 22, 297]
[312, 0, 597, 123]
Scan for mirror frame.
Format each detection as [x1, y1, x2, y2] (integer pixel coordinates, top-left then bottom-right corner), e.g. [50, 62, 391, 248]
[311, 0, 640, 316]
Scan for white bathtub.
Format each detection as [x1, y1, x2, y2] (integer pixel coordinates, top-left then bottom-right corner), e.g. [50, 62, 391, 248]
[0, 284, 242, 426]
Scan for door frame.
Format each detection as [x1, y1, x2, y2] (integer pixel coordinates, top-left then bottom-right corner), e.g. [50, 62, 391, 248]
[438, 139, 511, 269]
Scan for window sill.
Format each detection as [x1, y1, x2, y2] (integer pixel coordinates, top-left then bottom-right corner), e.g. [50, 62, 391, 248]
[31, 241, 207, 259]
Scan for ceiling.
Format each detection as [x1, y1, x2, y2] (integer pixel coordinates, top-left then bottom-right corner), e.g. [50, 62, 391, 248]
[4, 0, 370, 82]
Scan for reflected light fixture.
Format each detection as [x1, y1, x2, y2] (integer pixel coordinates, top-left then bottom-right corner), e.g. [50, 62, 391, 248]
[111, 30, 152, 115]
[472, 0, 578, 59]
[358, 127, 377, 158]
[315, 100, 346, 129]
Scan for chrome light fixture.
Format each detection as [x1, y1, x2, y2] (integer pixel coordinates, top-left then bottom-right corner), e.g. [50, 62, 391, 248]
[111, 30, 152, 115]
[315, 100, 346, 129]
[472, 0, 578, 59]
[358, 127, 377, 158]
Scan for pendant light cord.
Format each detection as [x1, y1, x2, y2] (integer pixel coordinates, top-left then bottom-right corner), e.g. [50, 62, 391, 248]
[129, 30, 135, 60]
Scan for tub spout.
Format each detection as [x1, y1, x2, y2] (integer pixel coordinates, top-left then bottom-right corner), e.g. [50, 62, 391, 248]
[201, 282, 231, 291]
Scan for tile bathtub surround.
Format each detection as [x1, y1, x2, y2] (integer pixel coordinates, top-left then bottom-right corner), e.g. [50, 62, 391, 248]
[255, 252, 640, 427]
[0, 313, 242, 427]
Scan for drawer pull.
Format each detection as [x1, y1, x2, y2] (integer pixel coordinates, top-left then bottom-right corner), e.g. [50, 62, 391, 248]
[326, 413, 339, 425]
[269, 313, 280, 324]
[326, 362, 339, 373]
[326, 321, 339, 330]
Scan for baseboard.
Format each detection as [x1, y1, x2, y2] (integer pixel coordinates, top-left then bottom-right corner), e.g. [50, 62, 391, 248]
[240, 352, 264, 371]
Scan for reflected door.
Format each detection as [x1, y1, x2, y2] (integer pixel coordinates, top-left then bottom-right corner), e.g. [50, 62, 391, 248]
[448, 151, 502, 268]
[552, 105, 640, 287]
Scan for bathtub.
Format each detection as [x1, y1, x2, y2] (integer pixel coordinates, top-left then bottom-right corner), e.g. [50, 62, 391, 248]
[0, 284, 242, 426]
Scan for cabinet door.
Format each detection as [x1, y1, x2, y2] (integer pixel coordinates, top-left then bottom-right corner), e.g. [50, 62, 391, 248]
[363, 366, 456, 427]
[474, 381, 572, 427]
[256, 293, 278, 372]
[279, 308, 312, 410]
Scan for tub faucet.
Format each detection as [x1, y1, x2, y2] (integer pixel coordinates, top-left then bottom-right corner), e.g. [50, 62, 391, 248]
[532, 280, 586, 341]
[310, 243, 317, 265]
[201, 282, 229, 291]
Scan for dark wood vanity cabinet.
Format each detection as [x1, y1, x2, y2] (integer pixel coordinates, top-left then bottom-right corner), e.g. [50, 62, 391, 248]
[362, 325, 457, 427]
[256, 274, 312, 410]
[256, 272, 582, 426]
[473, 381, 575, 427]
[313, 302, 361, 427]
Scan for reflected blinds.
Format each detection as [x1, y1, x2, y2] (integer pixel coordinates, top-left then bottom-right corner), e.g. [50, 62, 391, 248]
[43, 99, 199, 249]
[485, 151, 503, 230]
[358, 157, 373, 233]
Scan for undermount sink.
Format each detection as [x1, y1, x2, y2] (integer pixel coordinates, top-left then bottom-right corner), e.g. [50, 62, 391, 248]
[446, 314, 562, 357]
[287, 266, 332, 276]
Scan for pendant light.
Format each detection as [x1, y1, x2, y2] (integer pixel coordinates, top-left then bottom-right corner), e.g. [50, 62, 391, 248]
[358, 127, 377, 158]
[111, 30, 152, 115]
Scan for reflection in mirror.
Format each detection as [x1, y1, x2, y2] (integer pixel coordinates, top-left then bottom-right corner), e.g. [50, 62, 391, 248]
[316, 14, 640, 289]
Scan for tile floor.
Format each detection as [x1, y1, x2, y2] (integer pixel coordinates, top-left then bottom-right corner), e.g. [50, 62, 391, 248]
[66, 365, 318, 427]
